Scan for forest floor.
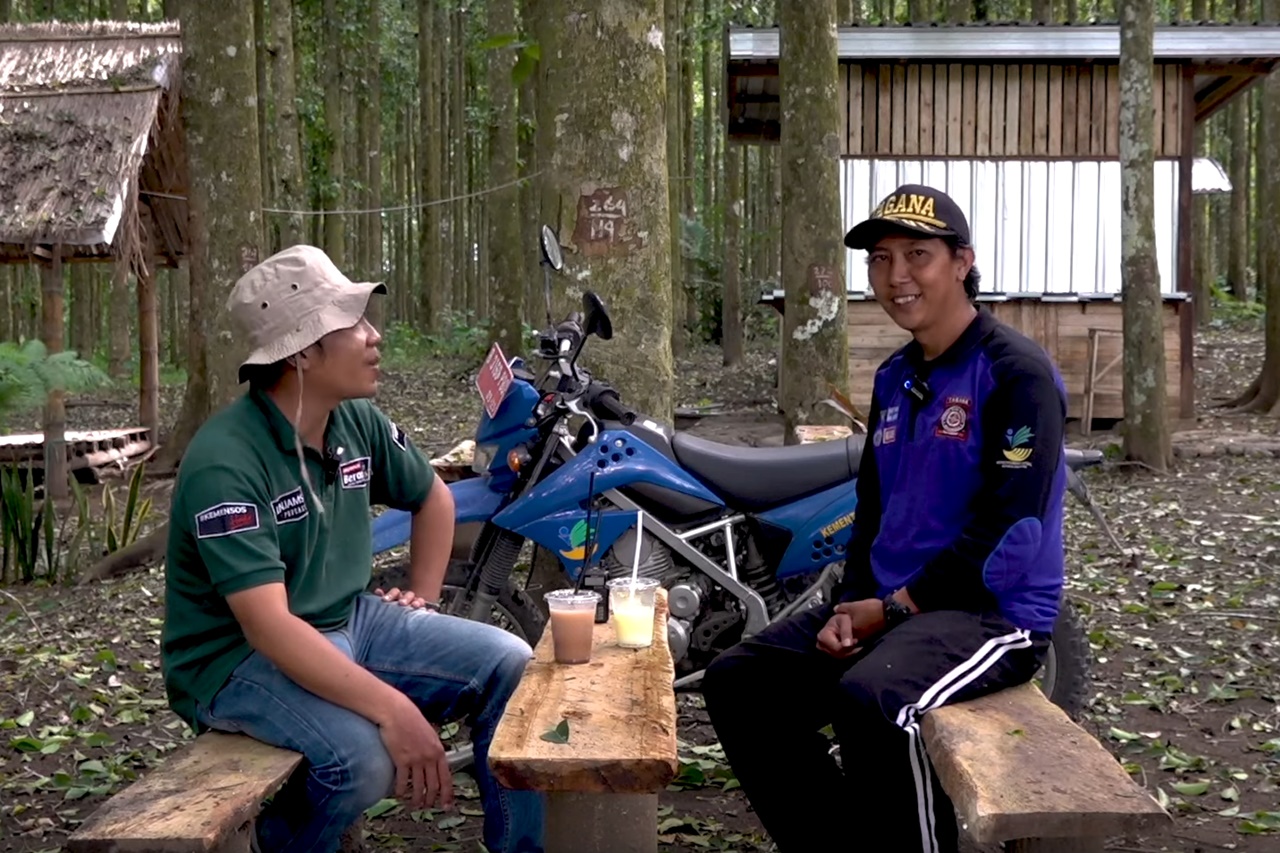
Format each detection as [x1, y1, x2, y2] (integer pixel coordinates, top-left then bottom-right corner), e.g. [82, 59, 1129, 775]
[2, 312, 1279, 853]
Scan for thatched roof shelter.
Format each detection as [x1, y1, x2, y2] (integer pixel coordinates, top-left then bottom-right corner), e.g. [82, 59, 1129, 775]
[0, 20, 188, 271]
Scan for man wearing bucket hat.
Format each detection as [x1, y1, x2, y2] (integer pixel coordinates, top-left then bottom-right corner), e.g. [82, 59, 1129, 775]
[161, 245, 543, 853]
[702, 185, 1069, 853]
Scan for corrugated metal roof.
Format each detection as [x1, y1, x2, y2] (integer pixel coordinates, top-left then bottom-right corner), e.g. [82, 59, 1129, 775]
[729, 22, 1280, 62]
[837, 157, 1187, 297]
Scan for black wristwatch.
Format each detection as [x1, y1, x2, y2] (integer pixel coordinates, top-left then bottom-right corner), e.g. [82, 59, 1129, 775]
[882, 594, 914, 628]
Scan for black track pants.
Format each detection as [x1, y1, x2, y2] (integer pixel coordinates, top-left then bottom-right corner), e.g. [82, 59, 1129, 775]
[701, 604, 1050, 853]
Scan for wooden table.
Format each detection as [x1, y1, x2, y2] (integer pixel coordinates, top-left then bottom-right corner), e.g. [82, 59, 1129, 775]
[488, 588, 679, 853]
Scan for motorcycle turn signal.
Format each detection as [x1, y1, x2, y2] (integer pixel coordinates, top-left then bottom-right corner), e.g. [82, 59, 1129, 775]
[507, 446, 533, 472]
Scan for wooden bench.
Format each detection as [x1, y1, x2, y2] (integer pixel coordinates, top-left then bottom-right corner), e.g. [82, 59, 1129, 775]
[66, 732, 364, 853]
[922, 682, 1171, 852]
[488, 588, 678, 853]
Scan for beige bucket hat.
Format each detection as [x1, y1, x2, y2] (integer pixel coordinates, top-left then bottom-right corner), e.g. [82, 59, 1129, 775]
[227, 244, 387, 383]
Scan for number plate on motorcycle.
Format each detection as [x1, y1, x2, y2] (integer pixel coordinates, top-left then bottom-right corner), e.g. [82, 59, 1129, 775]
[476, 342, 514, 419]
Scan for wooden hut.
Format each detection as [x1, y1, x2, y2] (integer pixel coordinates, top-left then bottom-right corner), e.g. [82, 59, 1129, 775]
[728, 22, 1280, 428]
[0, 20, 187, 491]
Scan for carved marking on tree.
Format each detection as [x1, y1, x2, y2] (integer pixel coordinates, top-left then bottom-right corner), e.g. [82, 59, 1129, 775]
[807, 263, 839, 296]
[239, 244, 260, 274]
[574, 187, 642, 256]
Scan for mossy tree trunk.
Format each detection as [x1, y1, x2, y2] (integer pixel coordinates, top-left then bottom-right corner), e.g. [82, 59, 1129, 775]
[487, 0, 524, 358]
[722, 138, 743, 367]
[1226, 0, 1252, 300]
[1228, 0, 1280, 414]
[161, 0, 264, 469]
[664, 0, 685, 357]
[1118, 0, 1173, 470]
[538, 0, 674, 423]
[778, 0, 848, 440]
[418, 0, 443, 330]
[269, 0, 305, 249]
[41, 249, 67, 500]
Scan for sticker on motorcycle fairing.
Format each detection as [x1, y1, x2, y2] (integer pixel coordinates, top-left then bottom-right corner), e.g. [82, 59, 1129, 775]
[389, 420, 408, 451]
[340, 457, 372, 490]
[195, 502, 260, 539]
[271, 486, 309, 525]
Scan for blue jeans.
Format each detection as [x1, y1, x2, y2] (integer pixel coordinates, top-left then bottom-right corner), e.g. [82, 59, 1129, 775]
[195, 593, 545, 853]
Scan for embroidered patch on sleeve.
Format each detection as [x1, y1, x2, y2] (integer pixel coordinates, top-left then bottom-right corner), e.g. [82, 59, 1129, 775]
[389, 420, 408, 451]
[340, 456, 372, 490]
[195, 502, 260, 539]
[270, 486, 309, 525]
[998, 425, 1036, 469]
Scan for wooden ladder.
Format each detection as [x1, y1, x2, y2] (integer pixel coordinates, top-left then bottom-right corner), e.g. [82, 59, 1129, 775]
[1081, 328, 1123, 437]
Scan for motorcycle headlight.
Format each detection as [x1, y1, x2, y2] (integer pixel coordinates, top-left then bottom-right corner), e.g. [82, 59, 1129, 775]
[472, 443, 498, 473]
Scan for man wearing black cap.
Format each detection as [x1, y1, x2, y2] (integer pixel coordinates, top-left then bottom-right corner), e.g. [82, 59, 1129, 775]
[701, 185, 1069, 853]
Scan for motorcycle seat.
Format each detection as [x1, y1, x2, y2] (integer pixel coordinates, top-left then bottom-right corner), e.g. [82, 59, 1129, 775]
[670, 431, 864, 512]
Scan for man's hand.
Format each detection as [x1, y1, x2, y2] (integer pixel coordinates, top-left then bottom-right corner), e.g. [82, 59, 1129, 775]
[373, 587, 437, 610]
[816, 610, 860, 658]
[816, 598, 889, 658]
[378, 693, 455, 811]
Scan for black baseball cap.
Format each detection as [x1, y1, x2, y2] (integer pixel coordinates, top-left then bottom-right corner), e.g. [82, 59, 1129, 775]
[844, 183, 972, 250]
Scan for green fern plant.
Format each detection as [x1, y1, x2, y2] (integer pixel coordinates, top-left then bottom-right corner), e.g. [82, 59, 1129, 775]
[0, 340, 111, 431]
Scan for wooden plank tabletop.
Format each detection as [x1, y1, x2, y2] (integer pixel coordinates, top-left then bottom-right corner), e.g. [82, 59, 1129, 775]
[488, 588, 678, 795]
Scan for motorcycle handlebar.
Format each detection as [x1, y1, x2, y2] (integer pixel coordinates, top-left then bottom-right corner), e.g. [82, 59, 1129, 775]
[590, 387, 636, 426]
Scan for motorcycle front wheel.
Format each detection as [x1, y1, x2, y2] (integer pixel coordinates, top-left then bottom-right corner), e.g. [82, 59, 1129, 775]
[1036, 595, 1091, 719]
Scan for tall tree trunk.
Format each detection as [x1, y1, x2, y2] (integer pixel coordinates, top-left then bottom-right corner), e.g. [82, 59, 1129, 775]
[778, 0, 848, 440]
[1227, 0, 1251, 299]
[253, 0, 271, 232]
[138, 263, 159, 441]
[107, 260, 130, 377]
[269, 0, 304, 248]
[70, 262, 93, 358]
[363, 0, 384, 330]
[519, 0, 540, 325]
[166, 264, 186, 367]
[452, 8, 468, 316]
[1119, 0, 1173, 469]
[162, 0, 264, 469]
[1191, 0, 1213, 325]
[539, 0, 674, 422]
[419, 0, 443, 329]
[665, 0, 686, 356]
[1237, 0, 1280, 413]
[323, 0, 346, 266]
[41, 250, 67, 500]
[682, 0, 697, 337]
[722, 138, 743, 366]
[487, 0, 524, 357]
[701, 0, 714, 229]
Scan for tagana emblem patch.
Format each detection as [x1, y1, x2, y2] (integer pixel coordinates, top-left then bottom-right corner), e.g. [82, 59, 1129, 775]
[936, 396, 971, 440]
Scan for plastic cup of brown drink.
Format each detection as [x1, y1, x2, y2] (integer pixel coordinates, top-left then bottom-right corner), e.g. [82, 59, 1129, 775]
[544, 590, 601, 664]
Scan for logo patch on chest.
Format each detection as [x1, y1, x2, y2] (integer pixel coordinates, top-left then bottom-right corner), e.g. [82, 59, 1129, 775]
[935, 396, 972, 440]
[339, 456, 372, 490]
[195, 502, 260, 539]
[270, 486, 310, 525]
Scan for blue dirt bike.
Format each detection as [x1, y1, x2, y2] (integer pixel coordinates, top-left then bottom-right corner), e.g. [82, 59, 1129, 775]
[369, 227, 1096, 735]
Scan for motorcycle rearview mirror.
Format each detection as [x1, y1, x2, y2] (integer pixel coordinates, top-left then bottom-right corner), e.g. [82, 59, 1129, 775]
[538, 225, 562, 330]
[582, 291, 613, 341]
[539, 225, 563, 271]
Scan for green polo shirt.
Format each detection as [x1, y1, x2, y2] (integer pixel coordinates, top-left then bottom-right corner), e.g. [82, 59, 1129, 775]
[161, 387, 434, 730]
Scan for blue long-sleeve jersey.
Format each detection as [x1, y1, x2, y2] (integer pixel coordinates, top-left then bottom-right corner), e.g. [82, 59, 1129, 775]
[839, 309, 1068, 633]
